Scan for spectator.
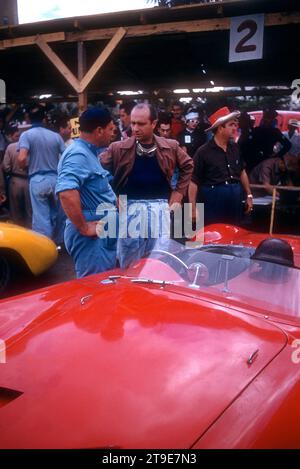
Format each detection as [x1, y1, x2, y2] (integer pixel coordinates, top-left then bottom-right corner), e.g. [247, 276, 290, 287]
[177, 110, 207, 158]
[283, 119, 300, 157]
[249, 157, 292, 197]
[238, 112, 256, 172]
[247, 109, 291, 171]
[3, 124, 32, 227]
[119, 101, 135, 139]
[52, 114, 73, 147]
[18, 104, 66, 243]
[156, 113, 172, 139]
[0, 163, 9, 221]
[189, 107, 253, 226]
[156, 113, 180, 189]
[0, 164, 6, 206]
[0, 111, 8, 164]
[170, 101, 185, 139]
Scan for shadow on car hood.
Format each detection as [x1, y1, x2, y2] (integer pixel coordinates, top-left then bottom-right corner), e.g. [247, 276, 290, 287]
[0, 278, 287, 448]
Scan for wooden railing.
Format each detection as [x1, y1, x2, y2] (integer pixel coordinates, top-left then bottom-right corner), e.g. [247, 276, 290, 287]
[249, 184, 300, 235]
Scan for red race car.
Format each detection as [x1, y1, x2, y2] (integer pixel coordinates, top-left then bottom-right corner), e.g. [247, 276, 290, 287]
[0, 224, 300, 449]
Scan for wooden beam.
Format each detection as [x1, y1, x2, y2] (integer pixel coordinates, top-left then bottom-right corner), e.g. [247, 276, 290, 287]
[65, 11, 300, 42]
[35, 35, 80, 93]
[264, 11, 300, 26]
[79, 27, 126, 93]
[0, 32, 65, 50]
[1, 11, 298, 51]
[68, 18, 230, 43]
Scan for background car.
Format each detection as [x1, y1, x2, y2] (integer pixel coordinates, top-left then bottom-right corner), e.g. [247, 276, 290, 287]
[0, 222, 58, 295]
[249, 110, 300, 132]
[0, 224, 299, 449]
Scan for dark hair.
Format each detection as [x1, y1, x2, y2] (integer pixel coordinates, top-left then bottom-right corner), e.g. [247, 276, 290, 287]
[263, 108, 278, 120]
[29, 105, 45, 123]
[5, 123, 18, 135]
[172, 101, 183, 110]
[119, 101, 135, 115]
[157, 112, 172, 126]
[79, 106, 112, 133]
[51, 113, 70, 132]
[132, 103, 158, 122]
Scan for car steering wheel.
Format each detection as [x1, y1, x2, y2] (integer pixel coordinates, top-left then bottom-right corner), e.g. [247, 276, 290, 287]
[150, 249, 189, 278]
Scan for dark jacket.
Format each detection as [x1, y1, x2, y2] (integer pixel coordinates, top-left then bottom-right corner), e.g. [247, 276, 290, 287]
[0, 165, 5, 198]
[101, 135, 193, 196]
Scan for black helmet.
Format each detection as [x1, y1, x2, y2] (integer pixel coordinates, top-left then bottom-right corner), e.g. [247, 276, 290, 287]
[251, 238, 294, 268]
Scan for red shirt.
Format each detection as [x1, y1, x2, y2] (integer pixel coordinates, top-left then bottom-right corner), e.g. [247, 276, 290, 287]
[171, 118, 185, 139]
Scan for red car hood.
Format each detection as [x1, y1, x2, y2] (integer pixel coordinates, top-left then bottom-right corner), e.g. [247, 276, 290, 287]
[0, 278, 287, 448]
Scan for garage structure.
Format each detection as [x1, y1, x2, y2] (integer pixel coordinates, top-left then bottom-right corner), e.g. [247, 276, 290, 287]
[0, 0, 299, 111]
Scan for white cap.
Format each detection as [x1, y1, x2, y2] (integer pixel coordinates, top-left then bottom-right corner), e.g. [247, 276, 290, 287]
[185, 111, 199, 121]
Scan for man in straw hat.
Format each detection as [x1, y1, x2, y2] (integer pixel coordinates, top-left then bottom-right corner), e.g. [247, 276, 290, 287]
[189, 106, 253, 226]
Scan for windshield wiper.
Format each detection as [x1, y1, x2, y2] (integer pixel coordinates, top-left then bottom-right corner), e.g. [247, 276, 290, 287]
[100, 275, 179, 286]
[131, 278, 176, 286]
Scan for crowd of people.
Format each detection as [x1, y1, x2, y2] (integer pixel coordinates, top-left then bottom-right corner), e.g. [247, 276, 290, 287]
[0, 100, 299, 278]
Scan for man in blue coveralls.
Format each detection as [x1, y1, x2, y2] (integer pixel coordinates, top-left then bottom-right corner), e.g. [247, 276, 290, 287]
[18, 105, 66, 243]
[56, 107, 117, 278]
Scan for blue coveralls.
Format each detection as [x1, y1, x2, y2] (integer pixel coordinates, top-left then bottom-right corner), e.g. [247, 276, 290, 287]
[19, 125, 66, 243]
[56, 139, 117, 278]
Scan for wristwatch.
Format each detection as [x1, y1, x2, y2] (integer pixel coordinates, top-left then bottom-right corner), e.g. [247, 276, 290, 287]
[247, 194, 253, 199]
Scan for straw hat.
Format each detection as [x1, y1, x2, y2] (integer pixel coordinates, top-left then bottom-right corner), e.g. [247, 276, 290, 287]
[288, 118, 300, 128]
[206, 106, 240, 132]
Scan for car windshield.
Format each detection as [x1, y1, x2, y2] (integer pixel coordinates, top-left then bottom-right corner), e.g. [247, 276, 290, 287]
[125, 238, 300, 320]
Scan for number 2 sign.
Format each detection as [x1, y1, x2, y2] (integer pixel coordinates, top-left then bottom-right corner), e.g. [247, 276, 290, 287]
[229, 14, 264, 63]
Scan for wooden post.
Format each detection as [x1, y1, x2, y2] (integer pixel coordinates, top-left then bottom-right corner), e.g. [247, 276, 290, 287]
[77, 41, 87, 114]
[269, 186, 277, 235]
[36, 35, 80, 92]
[79, 27, 126, 93]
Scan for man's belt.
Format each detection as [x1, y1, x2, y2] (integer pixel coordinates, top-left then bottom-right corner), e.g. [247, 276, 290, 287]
[10, 172, 28, 179]
[203, 179, 240, 187]
[223, 179, 240, 185]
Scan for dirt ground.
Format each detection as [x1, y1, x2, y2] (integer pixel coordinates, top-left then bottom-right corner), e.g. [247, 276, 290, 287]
[1, 248, 76, 300]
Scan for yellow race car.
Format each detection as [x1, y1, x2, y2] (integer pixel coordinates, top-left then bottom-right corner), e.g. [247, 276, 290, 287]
[0, 222, 58, 294]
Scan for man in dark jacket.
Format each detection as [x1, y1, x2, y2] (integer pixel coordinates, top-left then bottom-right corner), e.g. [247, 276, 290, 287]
[245, 109, 291, 171]
[101, 103, 193, 268]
